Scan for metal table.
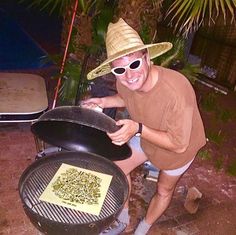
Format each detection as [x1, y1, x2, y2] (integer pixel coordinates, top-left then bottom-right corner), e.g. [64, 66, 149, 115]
[0, 72, 48, 122]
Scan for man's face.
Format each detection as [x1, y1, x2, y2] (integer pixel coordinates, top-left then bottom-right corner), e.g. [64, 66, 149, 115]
[111, 51, 150, 91]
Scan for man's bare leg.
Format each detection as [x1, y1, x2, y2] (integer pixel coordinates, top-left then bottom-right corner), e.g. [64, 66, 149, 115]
[144, 171, 182, 224]
[133, 171, 183, 235]
[115, 146, 148, 209]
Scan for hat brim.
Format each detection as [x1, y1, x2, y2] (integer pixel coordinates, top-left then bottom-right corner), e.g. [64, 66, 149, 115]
[87, 42, 172, 80]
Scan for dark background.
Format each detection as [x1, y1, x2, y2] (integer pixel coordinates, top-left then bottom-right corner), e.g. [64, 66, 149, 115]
[0, 0, 62, 54]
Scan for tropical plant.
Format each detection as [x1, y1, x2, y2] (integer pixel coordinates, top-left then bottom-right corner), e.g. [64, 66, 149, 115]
[18, 0, 236, 103]
[19, 0, 116, 104]
[58, 0, 116, 104]
[165, 0, 236, 37]
[153, 37, 201, 84]
[19, 0, 70, 15]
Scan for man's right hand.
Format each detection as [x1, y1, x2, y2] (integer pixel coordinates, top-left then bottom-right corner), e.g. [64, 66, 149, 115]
[80, 97, 104, 110]
[81, 94, 125, 110]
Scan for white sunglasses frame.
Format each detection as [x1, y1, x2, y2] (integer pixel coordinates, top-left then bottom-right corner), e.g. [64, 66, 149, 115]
[111, 54, 146, 76]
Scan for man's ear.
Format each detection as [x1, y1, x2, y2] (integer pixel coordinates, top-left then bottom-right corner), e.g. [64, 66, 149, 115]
[146, 50, 151, 67]
[147, 56, 152, 67]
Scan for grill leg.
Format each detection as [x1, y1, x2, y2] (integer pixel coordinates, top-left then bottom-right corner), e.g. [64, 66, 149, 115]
[33, 135, 46, 153]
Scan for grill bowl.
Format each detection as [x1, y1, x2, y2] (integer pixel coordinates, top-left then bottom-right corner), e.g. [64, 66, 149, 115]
[19, 151, 129, 235]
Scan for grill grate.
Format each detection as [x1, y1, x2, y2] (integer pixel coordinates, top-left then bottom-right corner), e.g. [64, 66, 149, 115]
[20, 152, 128, 225]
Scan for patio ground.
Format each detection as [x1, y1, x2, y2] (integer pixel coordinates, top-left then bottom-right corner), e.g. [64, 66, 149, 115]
[0, 2, 236, 234]
[0, 84, 236, 235]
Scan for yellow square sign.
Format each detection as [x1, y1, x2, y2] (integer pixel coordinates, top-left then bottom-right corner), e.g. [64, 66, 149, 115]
[39, 163, 113, 216]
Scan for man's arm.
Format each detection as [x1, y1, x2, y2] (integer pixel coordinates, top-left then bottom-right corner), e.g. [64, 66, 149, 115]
[81, 94, 125, 109]
[108, 106, 193, 153]
[141, 125, 189, 153]
[101, 94, 125, 108]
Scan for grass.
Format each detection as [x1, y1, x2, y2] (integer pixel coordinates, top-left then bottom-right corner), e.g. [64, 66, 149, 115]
[214, 155, 224, 170]
[197, 149, 236, 176]
[201, 92, 218, 112]
[199, 90, 236, 176]
[227, 159, 236, 176]
[198, 149, 212, 160]
[216, 109, 236, 122]
[206, 129, 226, 146]
[200, 91, 236, 123]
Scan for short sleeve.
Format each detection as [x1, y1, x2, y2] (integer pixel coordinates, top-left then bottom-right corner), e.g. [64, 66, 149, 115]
[166, 90, 194, 150]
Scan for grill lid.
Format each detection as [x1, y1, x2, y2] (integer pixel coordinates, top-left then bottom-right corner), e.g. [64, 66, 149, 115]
[31, 106, 132, 160]
[34, 106, 120, 133]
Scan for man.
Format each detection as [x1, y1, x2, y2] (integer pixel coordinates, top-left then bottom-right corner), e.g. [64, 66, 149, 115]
[83, 18, 206, 235]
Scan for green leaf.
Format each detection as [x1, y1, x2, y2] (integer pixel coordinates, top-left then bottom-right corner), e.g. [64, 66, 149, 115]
[79, 0, 86, 12]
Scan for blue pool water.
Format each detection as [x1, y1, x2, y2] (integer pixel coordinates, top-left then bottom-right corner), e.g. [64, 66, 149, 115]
[0, 9, 53, 70]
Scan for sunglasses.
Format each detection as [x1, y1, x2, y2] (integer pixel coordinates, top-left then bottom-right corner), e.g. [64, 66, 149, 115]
[111, 54, 146, 76]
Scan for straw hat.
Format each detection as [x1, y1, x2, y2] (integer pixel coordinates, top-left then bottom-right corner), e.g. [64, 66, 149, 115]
[87, 18, 172, 80]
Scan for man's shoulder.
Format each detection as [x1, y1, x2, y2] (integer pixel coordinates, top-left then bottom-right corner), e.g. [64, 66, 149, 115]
[159, 66, 187, 80]
[157, 66, 195, 102]
[159, 66, 192, 89]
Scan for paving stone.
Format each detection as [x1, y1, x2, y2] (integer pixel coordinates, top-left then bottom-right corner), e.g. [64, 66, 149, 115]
[175, 231, 188, 235]
[174, 213, 197, 225]
[173, 222, 200, 235]
[165, 205, 186, 218]
[157, 217, 179, 229]
[184, 187, 202, 214]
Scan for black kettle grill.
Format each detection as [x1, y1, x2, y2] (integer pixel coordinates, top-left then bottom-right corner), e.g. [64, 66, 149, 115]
[18, 106, 131, 235]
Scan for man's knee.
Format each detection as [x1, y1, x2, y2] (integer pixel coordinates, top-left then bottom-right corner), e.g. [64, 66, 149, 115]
[156, 182, 175, 198]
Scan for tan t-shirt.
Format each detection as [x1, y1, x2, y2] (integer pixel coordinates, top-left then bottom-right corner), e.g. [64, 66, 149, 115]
[117, 66, 206, 170]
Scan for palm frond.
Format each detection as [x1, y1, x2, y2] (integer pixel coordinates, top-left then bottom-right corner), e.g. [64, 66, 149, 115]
[166, 0, 236, 37]
[179, 63, 201, 84]
[154, 37, 201, 84]
[154, 37, 185, 67]
[58, 61, 82, 104]
[224, 0, 236, 23]
[18, 0, 72, 15]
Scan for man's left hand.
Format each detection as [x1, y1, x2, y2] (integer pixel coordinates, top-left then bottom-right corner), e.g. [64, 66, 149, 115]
[107, 119, 139, 145]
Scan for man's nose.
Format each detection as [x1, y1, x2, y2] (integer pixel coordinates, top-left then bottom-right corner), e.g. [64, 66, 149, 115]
[126, 68, 132, 78]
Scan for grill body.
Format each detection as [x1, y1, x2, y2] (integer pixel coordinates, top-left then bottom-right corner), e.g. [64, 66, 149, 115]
[19, 151, 129, 235]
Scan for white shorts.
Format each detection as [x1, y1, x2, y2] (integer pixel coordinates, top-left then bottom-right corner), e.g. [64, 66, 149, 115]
[163, 158, 194, 176]
[129, 136, 194, 176]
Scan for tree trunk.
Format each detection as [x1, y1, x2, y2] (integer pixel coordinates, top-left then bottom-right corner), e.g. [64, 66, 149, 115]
[60, 1, 92, 61]
[115, 0, 164, 41]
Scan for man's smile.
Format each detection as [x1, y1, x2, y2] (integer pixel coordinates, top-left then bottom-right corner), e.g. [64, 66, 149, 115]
[127, 78, 139, 84]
